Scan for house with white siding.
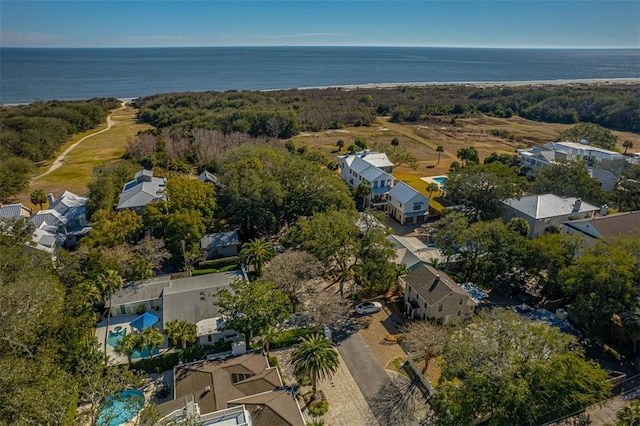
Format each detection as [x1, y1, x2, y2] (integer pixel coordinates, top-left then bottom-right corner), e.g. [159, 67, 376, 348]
[387, 182, 430, 225]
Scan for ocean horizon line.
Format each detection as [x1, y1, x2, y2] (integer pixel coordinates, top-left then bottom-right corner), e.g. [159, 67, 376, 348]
[1, 45, 638, 51]
[4, 78, 639, 107]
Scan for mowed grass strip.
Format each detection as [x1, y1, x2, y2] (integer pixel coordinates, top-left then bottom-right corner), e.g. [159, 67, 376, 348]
[22, 106, 150, 205]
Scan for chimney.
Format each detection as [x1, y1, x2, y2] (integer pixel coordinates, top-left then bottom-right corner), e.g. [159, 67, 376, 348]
[47, 193, 55, 206]
[429, 274, 441, 292]
[572, 198, 582, 213]
[600, 204, 608, 216]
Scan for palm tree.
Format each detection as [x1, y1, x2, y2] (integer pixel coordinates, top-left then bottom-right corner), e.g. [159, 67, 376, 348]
[114, 333, 141, 366]
[623, 140, 634, 155]
[30, 189, 48, 210]
[426, 182, 439, 199]
[97, 269, 124, 363]
[260, 326, 278, 358]
[355, 180, 371, 210]
[291, 333, 340, 401]
[436, 145, 444, 164]
[240, 238, 275, 276]
[165, 319, 197, 349]
[141, 327, 164, 358]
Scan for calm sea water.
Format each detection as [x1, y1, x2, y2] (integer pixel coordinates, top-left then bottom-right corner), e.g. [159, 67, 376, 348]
[1, 47, 639, 104]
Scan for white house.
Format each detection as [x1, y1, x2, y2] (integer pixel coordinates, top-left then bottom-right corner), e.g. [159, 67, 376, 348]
[338, 150, 395, 207]
[117, 169, 167, 213]
[387, 182, 430, 225]
[517, 142, 625, 192]
[107, 270, 246, 344]
[503, 194, 599, 238]
[387, 234, 445, 270]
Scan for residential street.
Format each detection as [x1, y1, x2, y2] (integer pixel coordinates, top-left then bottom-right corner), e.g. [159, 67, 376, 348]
[337, 332, 391, 401]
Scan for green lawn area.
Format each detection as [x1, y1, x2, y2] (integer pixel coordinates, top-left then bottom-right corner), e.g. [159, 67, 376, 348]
[393, 172, 445, 213]
[19, 106, 150, 206]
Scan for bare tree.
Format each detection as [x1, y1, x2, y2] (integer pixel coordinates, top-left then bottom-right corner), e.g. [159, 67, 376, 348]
[370, 375, 430, 426]
[262, 250, 323, 311]
[163, 131, 192, 159]
[402, 321, 447, 373]
[298, 283, 350, 330]
[266, 116, 283, 138]
[127, 133, 158, 161]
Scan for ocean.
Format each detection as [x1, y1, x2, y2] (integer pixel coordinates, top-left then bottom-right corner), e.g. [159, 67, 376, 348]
[1, 46, 639, 104]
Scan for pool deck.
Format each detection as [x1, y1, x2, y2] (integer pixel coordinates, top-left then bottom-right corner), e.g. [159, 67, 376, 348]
[420, 175, 447, 186]
[95, 313, 168, 365]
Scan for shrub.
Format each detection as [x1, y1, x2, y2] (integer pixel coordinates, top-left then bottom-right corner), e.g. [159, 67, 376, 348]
[270, 327, 317, 350]
[196, 256, 239, 269]
[309, 400, 329, 416]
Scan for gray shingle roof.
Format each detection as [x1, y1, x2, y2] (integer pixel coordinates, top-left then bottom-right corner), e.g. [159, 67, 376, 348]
[503, 194, 598, 219]
[117, 170, 167, 210]
[200, 231, 240, 250]
[403, 264, 467, 306]
[0, 204, 31, 219]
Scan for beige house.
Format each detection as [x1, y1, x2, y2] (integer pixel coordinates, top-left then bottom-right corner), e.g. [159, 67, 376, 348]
[400, 264, 476, 324]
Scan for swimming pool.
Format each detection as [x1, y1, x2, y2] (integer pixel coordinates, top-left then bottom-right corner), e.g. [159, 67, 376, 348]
[98, 389, 144, 426]
[433, 176, 447, 185]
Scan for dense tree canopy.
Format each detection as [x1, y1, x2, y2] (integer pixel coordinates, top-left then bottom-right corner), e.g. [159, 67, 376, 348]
[531, 160, 604, 205]
[445, 162, 527, 220]
[217, 146, 354, 237]
[432, 310, 611, 426]
[216, 279, 291, 346]
[559, 122, 618, 150]
[561, 236, 640, 343]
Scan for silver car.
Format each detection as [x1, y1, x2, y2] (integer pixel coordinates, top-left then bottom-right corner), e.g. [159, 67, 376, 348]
[355, 301, 382, 315]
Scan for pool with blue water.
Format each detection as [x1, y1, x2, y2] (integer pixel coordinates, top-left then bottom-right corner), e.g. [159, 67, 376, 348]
[97, 389, 144, 426]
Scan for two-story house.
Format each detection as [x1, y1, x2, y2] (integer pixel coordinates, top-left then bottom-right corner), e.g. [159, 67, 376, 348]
[338, 150, 395, 207]
[387, 182, 430, 225]
[400, 264, 476, 324]
[517, 142, 627, 192]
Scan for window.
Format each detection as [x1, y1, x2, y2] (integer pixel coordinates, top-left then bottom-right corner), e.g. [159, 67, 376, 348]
[150, 300, 156, 309]
[459, 298, 463, 305]
[413, 203, 422, 211]
[457, 310, 461, 317]
[207, 335, 213, 342]
[438, 304, 443, 312]
[424, 302, 427, 308]
[119, 305, 126, 315]
[374, 181, 378, 188]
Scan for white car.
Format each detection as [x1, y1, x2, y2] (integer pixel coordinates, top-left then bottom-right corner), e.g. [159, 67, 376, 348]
[355, 301, 382, 315]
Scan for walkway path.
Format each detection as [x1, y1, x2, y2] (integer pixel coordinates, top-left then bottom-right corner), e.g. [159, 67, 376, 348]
[32, 102, 125, 182]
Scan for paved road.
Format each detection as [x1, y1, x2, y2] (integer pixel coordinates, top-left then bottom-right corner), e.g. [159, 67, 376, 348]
[337, 332, 390, 401]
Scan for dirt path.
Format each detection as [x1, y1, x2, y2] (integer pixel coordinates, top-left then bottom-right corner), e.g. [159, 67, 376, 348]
[31, 102, 126, 182]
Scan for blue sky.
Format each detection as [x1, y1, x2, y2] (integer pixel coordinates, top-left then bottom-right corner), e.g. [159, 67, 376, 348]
[1, 1, 638, 48]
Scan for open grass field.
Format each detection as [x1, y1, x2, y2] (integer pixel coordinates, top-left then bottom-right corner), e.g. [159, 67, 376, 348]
[18, 105, 150, 208]
[291, 114, 640, 198]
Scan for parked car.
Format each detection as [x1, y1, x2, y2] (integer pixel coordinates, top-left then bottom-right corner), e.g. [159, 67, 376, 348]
[355, 301, 382, 315]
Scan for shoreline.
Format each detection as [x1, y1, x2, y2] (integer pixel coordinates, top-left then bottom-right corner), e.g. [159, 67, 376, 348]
[2, 78, 639, 106]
